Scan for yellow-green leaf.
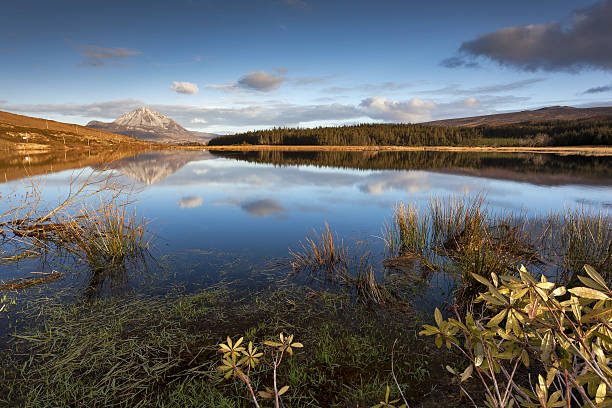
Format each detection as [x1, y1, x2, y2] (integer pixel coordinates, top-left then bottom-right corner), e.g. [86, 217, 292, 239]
[474, 343, 484, 367]
[568, 287, 609, 300]
[584, 264, 608, 290]
[460, 364, 473, 382]
[434, 308, 443, 327]
[596, 382, 607, 404]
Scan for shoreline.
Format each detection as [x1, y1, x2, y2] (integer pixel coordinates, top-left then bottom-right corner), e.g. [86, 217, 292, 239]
[192, 144, 612, 156]
[3, 143, 612, 157]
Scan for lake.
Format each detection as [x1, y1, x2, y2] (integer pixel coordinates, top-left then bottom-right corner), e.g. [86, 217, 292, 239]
[1, 149, 611, 315]
[1, 148, 611, 406]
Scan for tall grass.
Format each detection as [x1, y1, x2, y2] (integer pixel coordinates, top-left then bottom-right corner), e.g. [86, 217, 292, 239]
[63, 203, 150, 272]
[545, 207, 612, 284]
[288, 222, 348, 276]
[288, 223, 418, 304]
[381, 195, 610, 307]
[0, 170, 150, 297]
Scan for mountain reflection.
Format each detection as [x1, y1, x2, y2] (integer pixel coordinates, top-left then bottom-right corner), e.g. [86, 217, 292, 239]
[107, 150, 211, 184]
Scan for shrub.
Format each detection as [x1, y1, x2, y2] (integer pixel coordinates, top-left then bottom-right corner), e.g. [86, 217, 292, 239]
[420, 264, 612, 407]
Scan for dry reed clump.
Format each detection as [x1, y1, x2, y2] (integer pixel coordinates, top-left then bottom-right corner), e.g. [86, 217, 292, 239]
[544, 207, 612, 284]
[287, 223, 413, 305]
[382, 196, 543, 309]
[288, 222, 348, 276]
[0, 170, 151, 296]
[61, 203, 150, 272]
[381, 195, 611, 308]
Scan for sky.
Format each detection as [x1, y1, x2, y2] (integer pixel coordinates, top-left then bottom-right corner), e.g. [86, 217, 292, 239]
[1, 0, 612, 133]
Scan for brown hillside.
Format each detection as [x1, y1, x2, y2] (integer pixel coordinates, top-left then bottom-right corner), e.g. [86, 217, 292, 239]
[423, 106, 612, 127]
[0, 110, 158, 152]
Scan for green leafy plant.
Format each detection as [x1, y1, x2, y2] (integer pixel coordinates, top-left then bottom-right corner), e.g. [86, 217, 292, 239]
[420, 264, 612, 408]
[217, 333, 303, 408]
[371, 385, 406, 408]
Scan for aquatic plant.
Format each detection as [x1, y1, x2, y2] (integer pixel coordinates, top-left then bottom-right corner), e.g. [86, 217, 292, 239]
[287, 223, 406, 304]
[289, 222, 348, 276]
[420, 264, 612, 407]
[380, 195, 610, 310]
[545, 207, 612, 285]
[0, 170, 151, 297]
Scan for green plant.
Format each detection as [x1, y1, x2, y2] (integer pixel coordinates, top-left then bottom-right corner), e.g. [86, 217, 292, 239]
[217, 333, 303, 407]
[420, 264, 612, 407]
[371, 385, 406, 408]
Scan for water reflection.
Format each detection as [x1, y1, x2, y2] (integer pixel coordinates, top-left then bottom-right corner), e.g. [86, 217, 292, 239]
[0, 148, 149, 183]
[1, 149, 611, 306]
[178, 196, 203, 208]
[211, 150, 612, 186]
[106, 150, 209, 184]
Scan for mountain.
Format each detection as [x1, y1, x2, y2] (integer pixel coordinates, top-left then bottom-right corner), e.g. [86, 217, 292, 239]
[87, 107, 217, 144]
[423, 106, 612, 127]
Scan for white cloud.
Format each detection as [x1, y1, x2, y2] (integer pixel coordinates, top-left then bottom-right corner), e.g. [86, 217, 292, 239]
[171, 81, 199, 95]
[463, 97, 481, 108]
[209, 71, 287, 93]
[237, 71, 286, 92]
[191, 118, 208, 124]
[359, 97, 437, 122]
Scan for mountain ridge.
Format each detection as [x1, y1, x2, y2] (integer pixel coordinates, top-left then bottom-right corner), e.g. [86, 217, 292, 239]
[87, 107, 216, 144]
[422, 106, 612, 127]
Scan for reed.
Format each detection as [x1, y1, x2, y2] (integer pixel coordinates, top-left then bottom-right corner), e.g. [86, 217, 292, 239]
[288, 222, 348, 276]
[61, 203, 150, 272]
[0, 170, 150, 297]
[545, 206, 612, 284]
[381, 201, 431, 261]
[287, 224, 414, 304]
[380, 195, 584, 308]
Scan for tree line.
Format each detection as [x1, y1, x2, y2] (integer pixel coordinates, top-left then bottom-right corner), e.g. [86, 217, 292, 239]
[207, 116, 612, 147]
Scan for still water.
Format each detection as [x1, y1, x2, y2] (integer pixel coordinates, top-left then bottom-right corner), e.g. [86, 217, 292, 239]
[1, 149, 611, 311]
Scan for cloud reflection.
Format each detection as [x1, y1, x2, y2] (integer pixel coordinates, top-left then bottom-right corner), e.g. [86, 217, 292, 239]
[214, 198, 287, 218]
[178, 196, 203, 208]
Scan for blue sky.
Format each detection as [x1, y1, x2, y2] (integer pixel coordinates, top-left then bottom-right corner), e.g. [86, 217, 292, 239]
[1, 0, 611, 133]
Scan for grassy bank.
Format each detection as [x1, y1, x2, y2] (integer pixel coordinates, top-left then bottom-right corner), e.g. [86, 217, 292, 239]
[0, 284, 458, 407]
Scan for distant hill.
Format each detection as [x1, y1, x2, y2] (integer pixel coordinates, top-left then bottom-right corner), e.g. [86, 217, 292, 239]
[87, 107, 216, 144]
[423, 106, 612, 127]
[0, 110, 152, 152]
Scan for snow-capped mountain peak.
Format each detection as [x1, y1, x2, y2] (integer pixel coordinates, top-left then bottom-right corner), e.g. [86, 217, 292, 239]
[113, 107, 184, 131]
[87, 106, 217, 144]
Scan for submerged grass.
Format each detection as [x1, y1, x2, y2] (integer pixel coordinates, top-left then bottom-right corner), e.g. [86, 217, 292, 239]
[287, 223, 414, 305]
[0, 170, 151, 298]
[381, 195, 611, 308]
[286, 195, 611, 310]
[0, 284, 455, 407]
[546, 207, 612, 284]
